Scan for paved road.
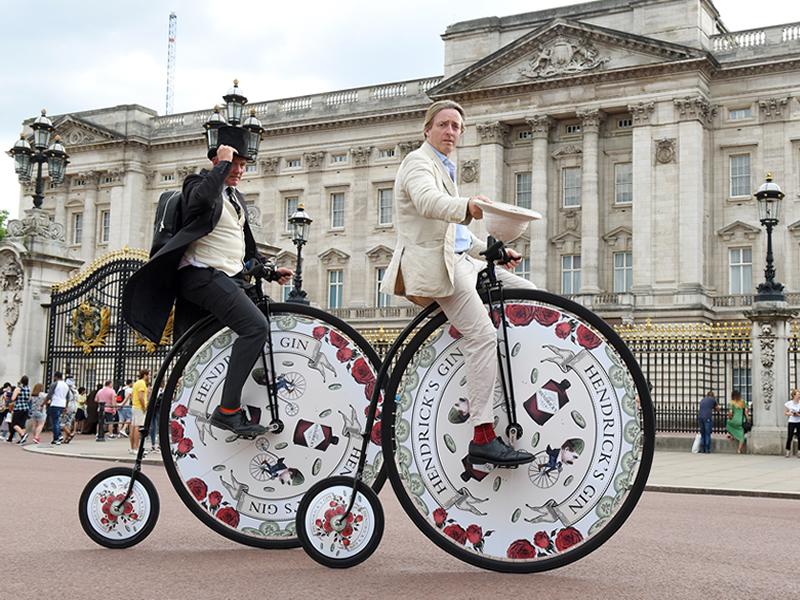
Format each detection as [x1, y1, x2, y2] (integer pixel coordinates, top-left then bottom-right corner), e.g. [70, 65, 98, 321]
[1, 443, 793, 599]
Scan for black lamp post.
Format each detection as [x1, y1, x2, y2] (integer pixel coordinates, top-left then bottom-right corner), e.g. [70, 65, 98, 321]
[242, 109, 264, 162]
[8, 109, 69, 209]
[286, 204, 313, 304]
[204, 80, 261, 161]
[754, 173, 785, 302]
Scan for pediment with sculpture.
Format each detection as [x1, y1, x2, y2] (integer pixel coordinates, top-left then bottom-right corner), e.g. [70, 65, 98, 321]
[429, 19, 708, 97]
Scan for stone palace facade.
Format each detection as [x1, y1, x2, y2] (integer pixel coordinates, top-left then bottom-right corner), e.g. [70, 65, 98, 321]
[4, 0, 800, 382]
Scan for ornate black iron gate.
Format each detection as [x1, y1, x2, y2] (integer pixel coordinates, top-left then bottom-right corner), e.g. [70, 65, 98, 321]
[45, 248, 172, 391]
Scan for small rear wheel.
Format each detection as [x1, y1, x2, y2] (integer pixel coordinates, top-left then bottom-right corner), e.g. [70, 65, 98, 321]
[296, 476, 383, 568]
[78, 467, 159, 549]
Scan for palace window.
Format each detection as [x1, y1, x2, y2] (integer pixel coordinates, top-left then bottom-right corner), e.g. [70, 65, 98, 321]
[562, 167, 581, 208]
[161, 173, 175, 182]
[245, 163, 257, 174]
[282, 283, 292, 302]
[515, 172, 532, 209]
[728, 247, 752, 294]
[375, 267, 390, 308]
[285, 196, 299, 232]
[729, 154, 751, 197]
[515, 257, 531, 281]
[617, 118, 633, 129]
[518, 130, 532, 140]
[613, 251, 633, 293]
[565, 123, 581, 135]
[561, 255, 581, 294]
[330, 192, 345, 229]
[331, 154, 347, 164]
[99, 210, 111, 243]
[286, 158, 301, 169]
[328, 270, 344, 309]
[729, 107, 752, 121]
[72, 213, 83, 245]
[378, 188, 393, 226]
[378, 148, 395, 159]
[615, 163, 633, 204]
[732, 367, 752, 404]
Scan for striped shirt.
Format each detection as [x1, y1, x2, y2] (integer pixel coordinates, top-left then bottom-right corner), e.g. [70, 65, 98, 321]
[13, 385, 31, 412]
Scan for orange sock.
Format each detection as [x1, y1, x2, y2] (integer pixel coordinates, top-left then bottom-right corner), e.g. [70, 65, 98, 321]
[219, 406, 239, 415]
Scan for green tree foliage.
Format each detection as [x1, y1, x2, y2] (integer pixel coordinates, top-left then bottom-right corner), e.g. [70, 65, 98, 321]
[0, 210, 8, 241]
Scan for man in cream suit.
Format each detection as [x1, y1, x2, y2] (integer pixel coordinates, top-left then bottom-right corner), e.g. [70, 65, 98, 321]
[382, 100, 535, 466]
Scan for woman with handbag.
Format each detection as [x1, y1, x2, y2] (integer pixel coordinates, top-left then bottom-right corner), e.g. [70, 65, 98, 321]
[726, 389, 749, 454]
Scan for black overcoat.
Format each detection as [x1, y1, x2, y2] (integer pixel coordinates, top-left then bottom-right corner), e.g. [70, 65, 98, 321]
[122, 160, 260, 342]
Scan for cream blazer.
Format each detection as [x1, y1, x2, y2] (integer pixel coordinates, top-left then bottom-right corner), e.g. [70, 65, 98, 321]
[381, 142, 487, 301]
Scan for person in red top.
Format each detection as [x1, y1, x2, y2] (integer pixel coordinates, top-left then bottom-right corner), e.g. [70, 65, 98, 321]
[94, 381, 117, 442]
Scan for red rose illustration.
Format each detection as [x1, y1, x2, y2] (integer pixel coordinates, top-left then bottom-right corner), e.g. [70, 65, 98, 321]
[443, 524, 467, 545]
[534, 531, 551, 549]
[433, 508, 447, 528]
[329, 330, 348, 349]
[208, 490, 223, 509]
[351, 357, 375, 385]
[177, 437, 193, 455]
[505, 304, 535, 326]
[489, 308, 502, 329]
[336, 347, 353, 363]
[172, 404, 188, 418]
[170, 420, 184, 444]
[186, 477, 207, 501]
[312, 326, 328, 340]
[576, 324, 602, 350]
[555, 322, 572, 339]
[466, 524, 483, 545]
[364, 379, 376, 402]
[506, 539, 537, 559]
[448, 325, 462, 340]
[555, 527, 583, 552]
[370, 421, 381, 445]
[533, 306, 560, 327]
[216, 507, 240, 528]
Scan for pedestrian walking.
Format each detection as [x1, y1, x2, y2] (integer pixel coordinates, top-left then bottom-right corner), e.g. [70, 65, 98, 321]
[71, 386, 87, 437]
[129, 369, 150, 455]
[44, 371, 70, 445]
[726, 390, 749, 454]
[7, 376, 31, 444]
[697, 390, 718, 454]
[95, 381, 116, 442]
[29, 383, 47, 444]
[0, 382, 12, 439]
[785, 388, 800, 458]
[117, 379, 133, 438]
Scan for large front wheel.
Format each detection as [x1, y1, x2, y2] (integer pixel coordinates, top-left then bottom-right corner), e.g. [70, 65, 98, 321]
[381, 289, 654, 572]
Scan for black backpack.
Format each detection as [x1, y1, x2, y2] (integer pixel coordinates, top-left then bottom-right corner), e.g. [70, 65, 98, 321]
[151, 190, 183, 256]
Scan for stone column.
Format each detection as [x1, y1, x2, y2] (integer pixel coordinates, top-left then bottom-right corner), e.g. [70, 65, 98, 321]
[745, 302, 797, 454]
[674, 96, 714, 293]
[80, 171, 99, 263]
[628, 102, 655, 293]
[53, 183, 67, 230]
[577, 109, 603, 294]
[475, 122, 509, 204]
[527, 115, 552, 290]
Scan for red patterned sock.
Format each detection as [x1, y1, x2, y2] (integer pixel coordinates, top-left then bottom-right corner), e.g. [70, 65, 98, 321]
[472, 423, 496, 445]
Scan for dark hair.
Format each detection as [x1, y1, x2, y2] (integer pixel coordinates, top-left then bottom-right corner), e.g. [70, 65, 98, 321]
[126, 379, 133, 385]
[54, 371, 63, 379]
[20, 375, 29, 386]
[78, 387, 86, 394]
[138, 369, 150, 379]
[731, 389, 742, 401]
[104, 380, 113, 387]
[2, 382, 10, 390]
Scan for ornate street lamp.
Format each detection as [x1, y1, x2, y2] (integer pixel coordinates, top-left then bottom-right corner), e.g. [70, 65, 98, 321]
[203, 105, 226, 154]
[286, 204, 313, 304]
[223, 79, 247, 126]
[8, 109, 69, 209]
[242, 109, 264, 162]
[754, 173, 785, 302]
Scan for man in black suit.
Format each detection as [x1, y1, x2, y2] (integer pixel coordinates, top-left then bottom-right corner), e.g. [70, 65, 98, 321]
[123, 127, 291, 437]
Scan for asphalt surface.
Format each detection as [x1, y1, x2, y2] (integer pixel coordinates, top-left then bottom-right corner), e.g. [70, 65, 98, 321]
[1, 441, 795, 600]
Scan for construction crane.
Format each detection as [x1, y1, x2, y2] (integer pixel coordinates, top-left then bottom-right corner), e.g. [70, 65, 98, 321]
[165, 12, 177, 115]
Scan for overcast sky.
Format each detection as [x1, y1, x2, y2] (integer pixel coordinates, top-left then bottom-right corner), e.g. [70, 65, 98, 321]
[2, 0, 799, 220]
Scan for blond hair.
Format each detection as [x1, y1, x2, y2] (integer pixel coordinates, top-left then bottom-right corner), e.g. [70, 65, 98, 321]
[31, 383, 44, 396]
[423, 100, 465, 138]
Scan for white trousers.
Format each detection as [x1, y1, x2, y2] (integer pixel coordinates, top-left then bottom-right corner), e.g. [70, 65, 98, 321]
[434, 254, 536, 426]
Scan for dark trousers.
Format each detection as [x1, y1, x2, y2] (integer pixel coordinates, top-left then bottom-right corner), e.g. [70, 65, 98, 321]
[698, 417, 713, 453]
[787, 422, 800, 451]
[48, 406, 63, 441]
[177, 266, 268, 410]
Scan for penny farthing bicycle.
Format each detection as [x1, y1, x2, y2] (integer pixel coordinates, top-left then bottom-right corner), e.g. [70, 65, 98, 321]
[295, 204, 654, 573]
[78, 265, 385, 550]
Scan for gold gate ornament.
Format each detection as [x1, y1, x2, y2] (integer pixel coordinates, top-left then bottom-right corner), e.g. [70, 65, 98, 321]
[70, 299, 111, 355]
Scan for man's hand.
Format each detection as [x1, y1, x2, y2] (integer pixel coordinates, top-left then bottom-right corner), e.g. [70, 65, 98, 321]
[468, 195, 492, 220]
[504, 248, 523, 271]
[274, 267, 293, 285]
[216, 145, 235, 162]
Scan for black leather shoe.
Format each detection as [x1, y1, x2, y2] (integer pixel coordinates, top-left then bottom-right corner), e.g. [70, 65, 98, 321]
[468, 437, 534, 467]
[209, 407, 267, 438]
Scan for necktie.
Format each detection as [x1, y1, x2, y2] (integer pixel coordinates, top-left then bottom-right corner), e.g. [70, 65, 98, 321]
[226, 186, 242, 219]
